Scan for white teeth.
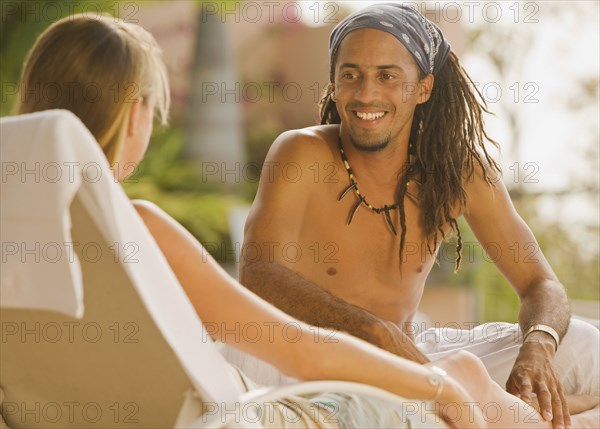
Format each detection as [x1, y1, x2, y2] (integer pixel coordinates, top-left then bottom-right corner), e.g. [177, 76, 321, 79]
[356, 111, 385, 121]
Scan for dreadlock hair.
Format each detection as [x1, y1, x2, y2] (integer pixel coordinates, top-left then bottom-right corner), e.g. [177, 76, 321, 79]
[319, 51, 501, 272]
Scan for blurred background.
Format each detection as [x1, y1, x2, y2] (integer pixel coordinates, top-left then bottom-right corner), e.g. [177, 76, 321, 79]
[2, 0, 598, 327]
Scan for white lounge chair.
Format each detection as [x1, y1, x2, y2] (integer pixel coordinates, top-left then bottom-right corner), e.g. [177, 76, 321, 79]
[1, 110, 438, 428]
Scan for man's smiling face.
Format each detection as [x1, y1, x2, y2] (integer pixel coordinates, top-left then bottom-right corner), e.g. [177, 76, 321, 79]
[333, 29, 432, 152]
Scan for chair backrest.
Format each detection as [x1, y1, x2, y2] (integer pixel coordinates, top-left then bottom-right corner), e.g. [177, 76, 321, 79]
[1, 110, 246, 427]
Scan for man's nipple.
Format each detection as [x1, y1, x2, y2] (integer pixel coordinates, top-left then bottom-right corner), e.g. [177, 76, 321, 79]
[326, 267, 337, 276]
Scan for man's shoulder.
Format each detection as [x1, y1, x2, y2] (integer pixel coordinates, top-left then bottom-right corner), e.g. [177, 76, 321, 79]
[251, 125, 341, 219]
[461, 156, 504, 216]
[267, 125, 339, 165]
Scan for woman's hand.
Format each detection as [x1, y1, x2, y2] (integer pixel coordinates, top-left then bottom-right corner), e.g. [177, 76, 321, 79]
[433, 375, 488, 429]
[426, 351, 491, 429]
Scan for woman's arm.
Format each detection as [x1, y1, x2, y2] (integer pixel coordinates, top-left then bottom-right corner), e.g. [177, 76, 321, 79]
[132, 199, 484, 428]
[132, 199, 598, 429]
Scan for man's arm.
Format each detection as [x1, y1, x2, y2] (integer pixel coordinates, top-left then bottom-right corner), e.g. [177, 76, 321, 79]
[241, 129, 428, 363]
[463, 164, 570, 429]
[242, 260, 429, 363]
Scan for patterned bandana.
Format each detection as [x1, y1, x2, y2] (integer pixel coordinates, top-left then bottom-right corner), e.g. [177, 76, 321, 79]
[329, 3, 451, 79]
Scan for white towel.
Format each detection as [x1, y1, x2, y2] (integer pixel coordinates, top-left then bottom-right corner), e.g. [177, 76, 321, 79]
[1, 109, 100, 318]
[0, 109, 246, 404]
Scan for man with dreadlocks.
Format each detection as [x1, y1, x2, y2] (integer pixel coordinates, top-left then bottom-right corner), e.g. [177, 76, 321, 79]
[224, 3, 600, 429]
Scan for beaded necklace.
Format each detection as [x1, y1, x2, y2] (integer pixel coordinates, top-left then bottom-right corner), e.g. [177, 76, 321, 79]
[337, 138, 421, 235]
[337, 138, 403, 235]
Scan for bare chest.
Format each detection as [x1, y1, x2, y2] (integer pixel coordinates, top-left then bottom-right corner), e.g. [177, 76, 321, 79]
[291, 188, 442, 320]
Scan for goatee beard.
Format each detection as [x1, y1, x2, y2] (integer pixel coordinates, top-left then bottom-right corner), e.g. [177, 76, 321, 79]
[349, 135, 392, 152]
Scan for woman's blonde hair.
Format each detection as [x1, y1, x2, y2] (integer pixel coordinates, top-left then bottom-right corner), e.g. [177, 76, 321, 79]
[15, 13, 170, 166]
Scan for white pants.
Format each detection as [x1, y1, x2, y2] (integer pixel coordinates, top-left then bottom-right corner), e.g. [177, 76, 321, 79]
[219, 319, 600, 396]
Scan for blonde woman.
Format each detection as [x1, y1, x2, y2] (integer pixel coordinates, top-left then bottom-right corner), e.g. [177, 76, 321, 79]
[14, 14, 598, 429]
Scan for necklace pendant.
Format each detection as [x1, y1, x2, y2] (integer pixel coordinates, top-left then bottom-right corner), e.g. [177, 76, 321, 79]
[338, 137, 400, 233]
[383, 206, 398, 236]
[348, 198, 364, 225]
[338, 181, 357, 201]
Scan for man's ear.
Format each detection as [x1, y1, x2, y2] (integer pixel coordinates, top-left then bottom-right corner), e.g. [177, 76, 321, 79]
[127, 97, 143, 137]
[329, 82, 337, 102]
[418, 74, 434, 104]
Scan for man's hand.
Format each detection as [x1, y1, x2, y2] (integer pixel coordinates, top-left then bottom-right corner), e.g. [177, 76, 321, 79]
[506, 334, 571, 429]
[370, 319, 430, 364]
